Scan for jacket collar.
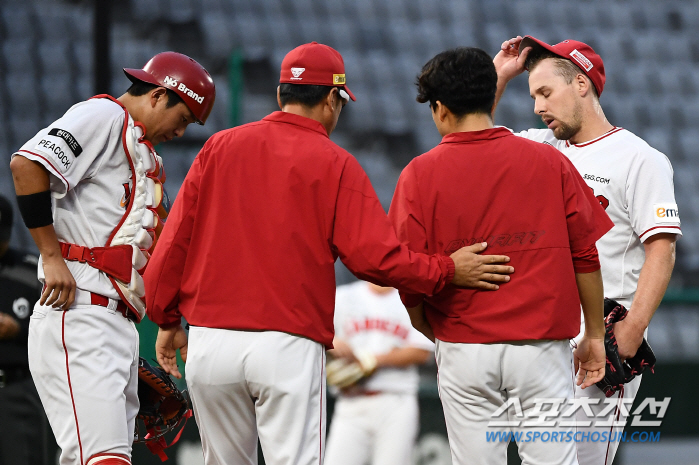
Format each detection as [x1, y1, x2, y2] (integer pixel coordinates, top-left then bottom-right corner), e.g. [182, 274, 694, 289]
[439, 127, 512, 145]
[263, 111, 329, 137]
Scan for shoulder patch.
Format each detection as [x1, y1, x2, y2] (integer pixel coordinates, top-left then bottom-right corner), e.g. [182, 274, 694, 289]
[654, 203, 680, 224]
[48, 128, 83, 156]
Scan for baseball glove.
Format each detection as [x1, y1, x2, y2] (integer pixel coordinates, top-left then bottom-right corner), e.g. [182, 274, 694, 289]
[595, 298, 656, 397]
[135, 357, 192, 461]
[326, 352, 378, 389]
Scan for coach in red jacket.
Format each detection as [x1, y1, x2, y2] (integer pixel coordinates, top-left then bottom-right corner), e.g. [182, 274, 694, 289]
[388, 47, 613, 465]
[144, 42, 513, 465]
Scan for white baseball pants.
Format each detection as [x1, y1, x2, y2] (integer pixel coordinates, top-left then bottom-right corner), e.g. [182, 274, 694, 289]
[573, 315, 644, 465]
[186, 328, 326, 465]
[324, 392, 419, 465]
[435, 339, 579, 465]
[574, 372, 642, 465]
[28, 301, 140, 465]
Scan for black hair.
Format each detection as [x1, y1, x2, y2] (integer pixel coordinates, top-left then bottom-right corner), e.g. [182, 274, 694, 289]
[416, 47, 497, 118]
[126, 80, 185, 108]
[279, 83, 335, 108]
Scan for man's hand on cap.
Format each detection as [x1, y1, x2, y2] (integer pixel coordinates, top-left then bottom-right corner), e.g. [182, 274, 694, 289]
[494, 35, 531, 83]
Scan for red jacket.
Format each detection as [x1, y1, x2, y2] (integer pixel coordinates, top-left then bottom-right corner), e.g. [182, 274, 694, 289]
[389, 128, 613, 343]
[144, 111, 454, 347]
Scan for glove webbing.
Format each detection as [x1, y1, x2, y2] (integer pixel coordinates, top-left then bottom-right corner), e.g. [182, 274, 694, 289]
[145, 409, 193, 462]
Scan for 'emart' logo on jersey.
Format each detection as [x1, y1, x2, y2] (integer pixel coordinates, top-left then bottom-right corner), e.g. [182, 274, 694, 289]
[656, 207, 679, 218]
[654, 204, 680, 224]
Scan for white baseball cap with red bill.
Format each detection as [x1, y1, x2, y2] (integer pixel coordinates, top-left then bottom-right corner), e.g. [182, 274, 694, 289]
[279, 42, 356, 102]
[519, 36, 606, 96]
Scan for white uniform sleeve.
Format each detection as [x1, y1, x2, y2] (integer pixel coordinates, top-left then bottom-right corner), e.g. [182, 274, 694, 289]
[12, 100, 125, 199]
[510, 127, 559, 145]
[627, 147, 682, 242]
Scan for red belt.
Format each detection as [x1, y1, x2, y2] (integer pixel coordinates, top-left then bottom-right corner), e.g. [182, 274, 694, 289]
[59, 242, 133, 284]
[90, 293, 136, 322]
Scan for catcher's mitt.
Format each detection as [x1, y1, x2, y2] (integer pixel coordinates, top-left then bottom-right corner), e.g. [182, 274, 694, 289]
[326, 352, 377, 389]
[135, 357, 192, 461]
[596, 298, 656, 397]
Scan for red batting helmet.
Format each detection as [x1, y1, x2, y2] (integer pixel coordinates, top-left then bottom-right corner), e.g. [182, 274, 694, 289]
[124, 52, 216, 125]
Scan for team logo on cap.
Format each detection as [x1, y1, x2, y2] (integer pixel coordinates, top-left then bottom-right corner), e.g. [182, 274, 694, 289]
[163, 75, 205, 104]
[333, 74, 346, 85]
[291, 67, 305, 80]
[569, 50, 593, 72]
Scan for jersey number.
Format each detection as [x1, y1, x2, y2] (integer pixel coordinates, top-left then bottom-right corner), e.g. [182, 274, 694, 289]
[590, 187, 609, 210]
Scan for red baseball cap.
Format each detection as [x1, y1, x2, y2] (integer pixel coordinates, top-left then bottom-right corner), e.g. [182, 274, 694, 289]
[279, 42, 356, 101]
[519, 36, 606, 96]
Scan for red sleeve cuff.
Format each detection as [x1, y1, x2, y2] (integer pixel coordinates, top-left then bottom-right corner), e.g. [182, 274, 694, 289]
[442, 255, 455, 286]
[156, 319, 182, 330]
[400, 292, 425, 308]
[572, 243, 601, 273]
[145, 302, 182, 329]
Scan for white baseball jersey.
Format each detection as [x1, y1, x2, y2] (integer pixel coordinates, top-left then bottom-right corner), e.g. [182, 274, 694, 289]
[333, 281, 434, 394]
[14, 96, 142, 465]
[326, 281, 431, 465]
[515, 126, 680, 465]
[13, 98, 135, 300]
[515, 127, 681, 308]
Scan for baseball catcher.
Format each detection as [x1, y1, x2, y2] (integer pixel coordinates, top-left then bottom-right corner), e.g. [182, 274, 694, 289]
[135, 357, 192, 461]
[596, 298, 656, 397]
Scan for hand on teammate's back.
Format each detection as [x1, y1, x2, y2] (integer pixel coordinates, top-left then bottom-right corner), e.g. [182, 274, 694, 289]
[449, 242, 514, 290]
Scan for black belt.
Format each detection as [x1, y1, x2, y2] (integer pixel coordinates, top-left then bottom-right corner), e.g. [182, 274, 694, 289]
[0, 366, 32, 388]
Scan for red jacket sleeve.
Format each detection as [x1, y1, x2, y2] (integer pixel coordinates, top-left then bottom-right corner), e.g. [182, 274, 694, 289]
[331, 156, 455, 297]
[144, 150, 204, 327]
[560, 154, 614, 251]
[388, 163, 429, 308]
[571, 243, 601, 273]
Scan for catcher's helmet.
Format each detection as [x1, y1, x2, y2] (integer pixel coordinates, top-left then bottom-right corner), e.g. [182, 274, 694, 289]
[124, 51, 216, 125]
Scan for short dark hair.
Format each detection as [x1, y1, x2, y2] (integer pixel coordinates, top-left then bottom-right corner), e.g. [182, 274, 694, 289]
[126, 80, 185, 108]
[416, 47, 497, 118]
[279, 83, 334, 108]
[524, 47, 599, 99]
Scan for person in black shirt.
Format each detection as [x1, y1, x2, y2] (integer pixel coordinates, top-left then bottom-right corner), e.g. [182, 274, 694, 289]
[0, 194, 55, 465]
